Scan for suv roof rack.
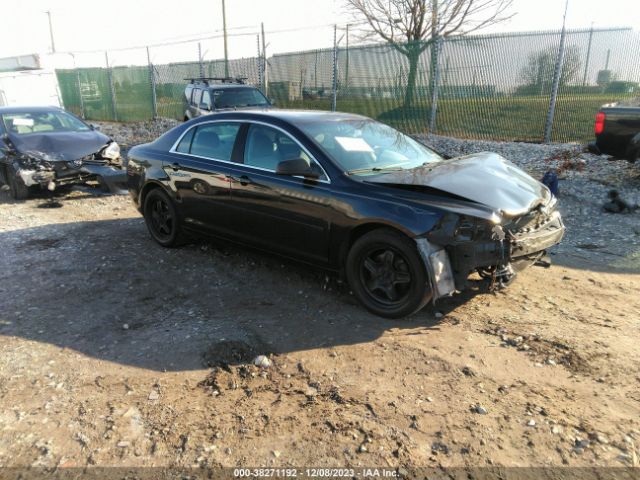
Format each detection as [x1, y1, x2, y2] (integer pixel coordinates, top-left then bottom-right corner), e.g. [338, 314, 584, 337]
[184, 76, 248, 85]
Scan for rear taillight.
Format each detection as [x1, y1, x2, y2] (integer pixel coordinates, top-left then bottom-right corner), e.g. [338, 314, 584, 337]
[595, 111, 605, 135]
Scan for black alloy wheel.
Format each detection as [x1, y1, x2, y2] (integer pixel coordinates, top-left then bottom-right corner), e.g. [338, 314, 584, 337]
[143, 188, 185, 247]
[360, 247, 412, 306]
[346, 229, 432, 319]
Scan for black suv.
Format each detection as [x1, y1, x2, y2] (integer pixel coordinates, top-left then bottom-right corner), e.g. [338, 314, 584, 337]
[183, 77, 272, 121]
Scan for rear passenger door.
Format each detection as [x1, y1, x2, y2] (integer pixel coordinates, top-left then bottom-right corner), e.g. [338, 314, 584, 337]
[167, 121, 244, 235]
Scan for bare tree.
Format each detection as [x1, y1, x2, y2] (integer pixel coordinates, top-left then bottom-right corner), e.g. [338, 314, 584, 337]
[346, 0, 514, 108]
[519, 46, 582, 94]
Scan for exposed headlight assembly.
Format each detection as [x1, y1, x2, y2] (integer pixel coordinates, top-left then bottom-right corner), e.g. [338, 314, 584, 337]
[102, 142, 120, 160]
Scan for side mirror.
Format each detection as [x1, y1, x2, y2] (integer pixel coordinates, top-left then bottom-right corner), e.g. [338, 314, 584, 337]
[276, 158, 320, 179]
[199, 102, 211, 111]
[269, 99, 276, 107]
[90, 123, 101, 131]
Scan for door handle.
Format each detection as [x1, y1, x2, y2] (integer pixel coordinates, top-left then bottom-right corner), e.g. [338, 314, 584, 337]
[171, 162, 181, 171]
[226, 174, 252, 186]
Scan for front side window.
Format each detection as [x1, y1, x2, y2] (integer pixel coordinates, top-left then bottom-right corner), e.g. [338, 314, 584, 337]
[202, 90, 212, 109]
[2, 111, 90, 135]
[184, 123, 240, 161]
[298, 119, 442, 175]
[244, 124, 326, 179]
[192, 88, 202, 107]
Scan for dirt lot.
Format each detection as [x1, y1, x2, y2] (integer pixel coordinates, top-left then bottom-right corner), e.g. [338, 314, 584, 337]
[1, 144, 640, 473]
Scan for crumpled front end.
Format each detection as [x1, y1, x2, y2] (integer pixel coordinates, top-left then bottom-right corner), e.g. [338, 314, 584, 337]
[418, 198, 565, 301]
[13, 144, 126, 192]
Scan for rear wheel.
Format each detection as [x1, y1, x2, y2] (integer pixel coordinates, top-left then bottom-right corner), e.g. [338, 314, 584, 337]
[346, 229, 432, 319]
[143, 188, 185, 247]
[625, 144, 639, 163]
[6, 165, 29, 200]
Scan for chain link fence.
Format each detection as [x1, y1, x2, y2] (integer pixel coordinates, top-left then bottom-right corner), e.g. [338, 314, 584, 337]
[56, 26, 640, 143]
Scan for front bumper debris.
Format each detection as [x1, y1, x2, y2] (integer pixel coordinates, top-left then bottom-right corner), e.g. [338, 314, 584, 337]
[422, 206, 565, 295]
[415, 238, 457, 301]
[510, 210, 565, 259]
[16, 162, 126, 193]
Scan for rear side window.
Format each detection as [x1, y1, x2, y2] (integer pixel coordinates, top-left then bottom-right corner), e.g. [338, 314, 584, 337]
[185, 85, 193, 102]
[175, 127, 195, 153]
[183, 123, 241, 161]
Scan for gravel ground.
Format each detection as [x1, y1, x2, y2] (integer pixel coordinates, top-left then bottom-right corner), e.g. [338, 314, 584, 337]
[0, 120, 639, 472]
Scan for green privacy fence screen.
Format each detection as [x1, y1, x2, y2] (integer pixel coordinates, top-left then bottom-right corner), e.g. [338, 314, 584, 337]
[56, 27, 640, 143]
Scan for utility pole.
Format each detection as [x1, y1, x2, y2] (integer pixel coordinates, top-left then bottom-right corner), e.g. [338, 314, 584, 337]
[543, 0, 569, 143]
[582, 22, 594, 87]
[198, 42, 205, 78]
[261, 22, 268, 96]
[222, 0, 229, 77]
[256, 34, 263, 90]
[45, 11, 56, 53]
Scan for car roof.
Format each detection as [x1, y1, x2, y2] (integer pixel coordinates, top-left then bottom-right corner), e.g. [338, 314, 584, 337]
[0, 106, 65, 114]
[191, 109, 370, 125]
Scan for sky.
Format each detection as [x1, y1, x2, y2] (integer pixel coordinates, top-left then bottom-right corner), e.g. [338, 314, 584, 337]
[2, 0, 638, 67]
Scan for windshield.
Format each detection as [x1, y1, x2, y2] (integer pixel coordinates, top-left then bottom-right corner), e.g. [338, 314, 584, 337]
[212, 88, 270, 108]
[2, 110, 90, 135]
[298, 119, 442, 175]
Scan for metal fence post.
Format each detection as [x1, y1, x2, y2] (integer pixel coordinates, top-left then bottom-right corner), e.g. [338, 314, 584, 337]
[331, 25, 338, 112]
[76, 68, 85, 119]
[544, 1, 568, 143]
[429, 37, 442, 134]
[146, 47, 157, 119]
[105, 51, 117, 122]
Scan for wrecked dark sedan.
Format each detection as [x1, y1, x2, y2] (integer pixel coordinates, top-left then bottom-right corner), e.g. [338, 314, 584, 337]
[0, 106, 125, 199]
[127, 110, 565, 318]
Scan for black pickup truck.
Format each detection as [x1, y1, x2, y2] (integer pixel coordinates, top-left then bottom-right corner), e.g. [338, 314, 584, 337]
[593, 100, 640, 162]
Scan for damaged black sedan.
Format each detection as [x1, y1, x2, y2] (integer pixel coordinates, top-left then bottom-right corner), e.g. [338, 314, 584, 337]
[0, 106, 125, 199]
[128, 110, 565, 318]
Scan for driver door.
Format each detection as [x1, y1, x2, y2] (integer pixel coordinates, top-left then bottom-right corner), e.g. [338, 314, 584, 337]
[228, 123, 333, 264]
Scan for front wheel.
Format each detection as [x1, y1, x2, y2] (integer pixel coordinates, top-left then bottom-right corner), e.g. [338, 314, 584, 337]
[143, 188, 185, 247]
[6, 165, 29, 200]
[346, 229, 432, 319]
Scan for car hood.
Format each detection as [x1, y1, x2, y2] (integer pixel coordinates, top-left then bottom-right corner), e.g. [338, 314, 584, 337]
[10, 130, 112, 161]
[364, 152, 551, 218]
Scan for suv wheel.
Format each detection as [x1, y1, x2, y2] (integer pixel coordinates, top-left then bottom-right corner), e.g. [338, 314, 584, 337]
[625, 144, 639, 163]
[346, 229, 432, 319]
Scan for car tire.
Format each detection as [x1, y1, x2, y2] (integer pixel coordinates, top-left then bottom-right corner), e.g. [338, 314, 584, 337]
[346, 229, 432, 319]
[6, 165, 29, 200]
[625, 144, 639, 163]
[143, 188, 186, 247]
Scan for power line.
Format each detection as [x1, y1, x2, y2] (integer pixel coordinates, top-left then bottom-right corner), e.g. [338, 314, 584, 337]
[58, 30, 259, 55]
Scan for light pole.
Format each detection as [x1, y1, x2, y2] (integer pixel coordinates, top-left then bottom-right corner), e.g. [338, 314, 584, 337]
[222, 0, 229, 77]
[45, 11, 56, 53]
